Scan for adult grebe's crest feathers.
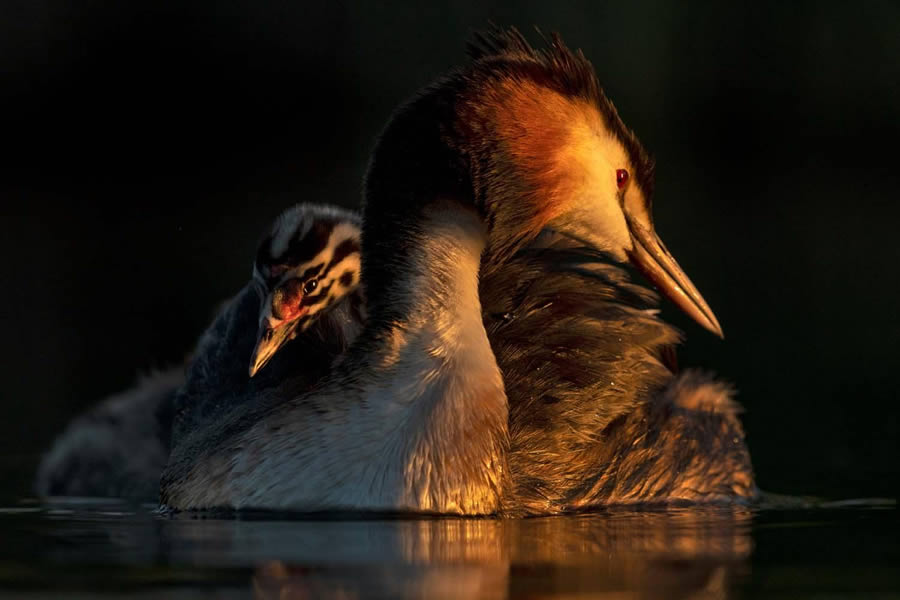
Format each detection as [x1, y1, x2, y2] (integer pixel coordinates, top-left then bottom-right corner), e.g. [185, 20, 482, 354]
[467, 25, 655, 200]
[466, 25, 535, 61]
[467, 25, 600, 102]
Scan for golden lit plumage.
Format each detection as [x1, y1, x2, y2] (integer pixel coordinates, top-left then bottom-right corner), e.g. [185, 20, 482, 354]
[160, 27, 754, 514]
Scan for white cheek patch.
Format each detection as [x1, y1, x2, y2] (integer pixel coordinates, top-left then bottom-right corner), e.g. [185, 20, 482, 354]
[549, 126, 635, 259]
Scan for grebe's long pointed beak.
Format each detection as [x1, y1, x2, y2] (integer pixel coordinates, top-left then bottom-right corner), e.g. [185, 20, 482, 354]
[249, 314, 304, 377]
[625, 214, 724, 338]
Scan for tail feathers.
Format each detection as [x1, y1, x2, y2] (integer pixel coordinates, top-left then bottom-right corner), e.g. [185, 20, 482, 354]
[562, 370, 757, 509]
[663, 370, 741, 416]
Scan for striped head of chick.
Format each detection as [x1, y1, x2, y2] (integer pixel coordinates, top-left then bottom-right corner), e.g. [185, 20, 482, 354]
[249, 203, 363, 377]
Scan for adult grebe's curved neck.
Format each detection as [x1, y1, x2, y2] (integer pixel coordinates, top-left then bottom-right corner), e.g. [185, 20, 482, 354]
[161, 199, 508, 514]
[362, 85, 475, 326]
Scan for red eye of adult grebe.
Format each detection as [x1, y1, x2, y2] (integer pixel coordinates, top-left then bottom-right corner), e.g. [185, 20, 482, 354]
[616, 169, 629, 189]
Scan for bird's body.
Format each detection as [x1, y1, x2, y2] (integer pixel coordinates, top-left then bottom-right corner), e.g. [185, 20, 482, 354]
[480, 240, 753, 513]
[163, 237, 755, 514]
[164, 205, 508, 513]
[157, 28, 758, 514]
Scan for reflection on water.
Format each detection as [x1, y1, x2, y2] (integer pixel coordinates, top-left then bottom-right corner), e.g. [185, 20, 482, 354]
[0, 502, 895, 599]
[246, 508, 750, 600]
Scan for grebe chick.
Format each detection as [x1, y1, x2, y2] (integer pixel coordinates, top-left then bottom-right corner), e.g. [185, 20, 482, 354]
[170, 203, 364, 448]
[160, 28, 753, 514]
[36, 204, 364, 501]
[250, 204, 365, 377]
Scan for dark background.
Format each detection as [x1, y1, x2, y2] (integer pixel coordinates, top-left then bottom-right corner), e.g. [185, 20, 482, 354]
[1, 1, 897, 501]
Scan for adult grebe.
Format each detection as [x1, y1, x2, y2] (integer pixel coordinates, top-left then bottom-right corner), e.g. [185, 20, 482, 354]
[159, 28, 755, 514]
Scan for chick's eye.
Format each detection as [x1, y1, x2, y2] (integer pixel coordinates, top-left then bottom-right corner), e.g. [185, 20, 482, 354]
[302, 279, 318, 295]
[616, 169, 629, 190]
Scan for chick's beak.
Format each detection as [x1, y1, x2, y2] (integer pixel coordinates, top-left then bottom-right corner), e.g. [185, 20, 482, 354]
[624, 213, 723, 338]
[249, 315, 304, 377]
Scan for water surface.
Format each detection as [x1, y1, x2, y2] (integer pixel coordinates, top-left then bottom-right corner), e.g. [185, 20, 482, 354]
[0, 501, 896, 598]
